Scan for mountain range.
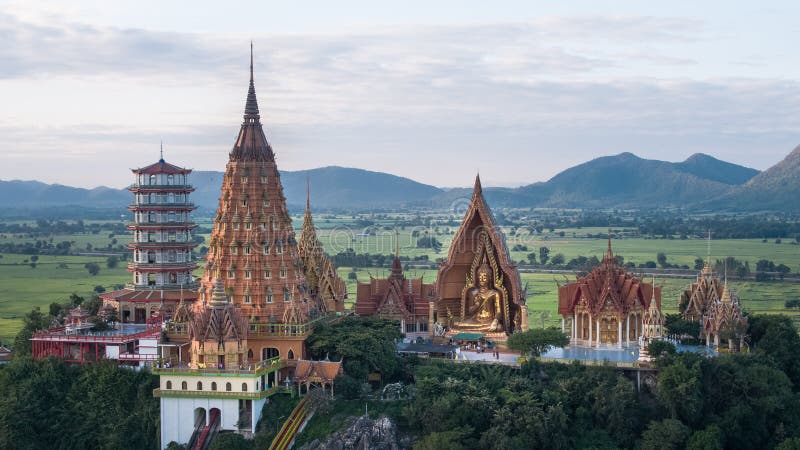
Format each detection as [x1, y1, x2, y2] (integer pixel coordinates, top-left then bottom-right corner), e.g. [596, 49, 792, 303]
[2, 148, 798, 213]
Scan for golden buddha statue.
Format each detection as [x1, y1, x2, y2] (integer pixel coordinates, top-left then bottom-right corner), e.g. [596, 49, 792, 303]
[454, 263, 504, 332]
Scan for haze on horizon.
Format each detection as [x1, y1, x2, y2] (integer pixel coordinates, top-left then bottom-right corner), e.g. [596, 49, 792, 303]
[1, 0, 800, 189]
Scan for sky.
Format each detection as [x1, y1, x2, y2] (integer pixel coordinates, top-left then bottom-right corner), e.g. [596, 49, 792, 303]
[1, 1, 800, 189]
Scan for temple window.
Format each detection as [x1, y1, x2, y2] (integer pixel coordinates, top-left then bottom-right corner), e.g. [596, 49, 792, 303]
[245, 222, 252, 230]
[228, 270, 235, 279]
[244, 246, 251, 255]
[263, 245, 269, 255]
[211, 382, 217, 391]
[287, 350, 294, 360]
[261, 176, 267, 184]
[167, 174, 174, 185]
[280, 268, 286, 278]
[149, 174, 156, 185]
[284, 287, 290, 302]
[231, 247, 238, 255]
[241, 199, 247, 207]
[265, 269, 271, 279]
[266, 290, 273, 303]
[166, 381, 172, 390]
[245, 270, 251, 279]
[276, 246, 283, 254]
[242, 176, 248, 184]
[247, 349, 253, 359]
[181, 381, 187, 390]
[242, 383, 248, 392]
[226, 383, 232, 392]
[233, 223, 240, 231]
[197, 381, 202, 390]
[263, 199, 269, 207]
[168, 231, 176, 242]
[244, 295, 251, 304]
[169, 273, 178, 284]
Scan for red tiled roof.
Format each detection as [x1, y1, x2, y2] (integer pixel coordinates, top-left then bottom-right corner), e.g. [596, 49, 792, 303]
[132, 160, 191, 175]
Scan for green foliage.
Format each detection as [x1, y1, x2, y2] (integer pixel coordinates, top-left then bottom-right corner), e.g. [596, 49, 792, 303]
[641, 419, 691, 450]
[687, 425, 723, 450]
[11, 306, 49, 355]
[506, 328, 568, 356]
[647, 340, 676, 358]
[747, 314, 800, 389]
[656, 354, 703, 425]
[539, 246, 550, 265]
[106, 255, 119, 268]
[413, 428, 471, 450]
[0, 358, 159, 450]
[84, 262, 101, 276]
[208, 433, 251, 450]
[305, 316, 402, 380]
[664, 314, 701, 338]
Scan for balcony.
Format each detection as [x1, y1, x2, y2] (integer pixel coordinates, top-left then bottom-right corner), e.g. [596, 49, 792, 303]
[129, 202, 195, 210]
[153, 386, 282, 400]
[129, 183, 194, 191]
[128, 221, 197, 229]
[128, 241, 197, 249]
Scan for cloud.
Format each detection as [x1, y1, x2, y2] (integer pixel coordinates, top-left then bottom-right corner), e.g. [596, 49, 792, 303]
[0, 10, 798, 188]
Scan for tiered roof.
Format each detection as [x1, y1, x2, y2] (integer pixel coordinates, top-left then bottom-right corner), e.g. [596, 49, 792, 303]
[558, 235, 660, 317]
[702, 280, 747, 340]
[298, 182, 347, 314]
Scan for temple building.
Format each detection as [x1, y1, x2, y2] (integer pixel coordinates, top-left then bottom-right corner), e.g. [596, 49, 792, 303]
[298, 182, 347, 314]
[680, 238, 722, 322]
[702, 280, 747, 350]
[156, 279, 284, 449]
[435, 175, 528, 339]
[165, 45, 340, 366]
[557, 237, 661, 347]
[102, 149, 199, 323]
[355, 234, 436, 339]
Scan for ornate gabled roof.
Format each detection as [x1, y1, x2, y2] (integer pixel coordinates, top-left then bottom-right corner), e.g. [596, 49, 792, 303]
[643, 278, 664, 326]
[229, 43, 275, 162]
[558, 238, 659, 316]
[190, 278, 248, 343]
[294, 359, 343, 382]
[437, 174, 522, 304]
[702, 281, 747, 335]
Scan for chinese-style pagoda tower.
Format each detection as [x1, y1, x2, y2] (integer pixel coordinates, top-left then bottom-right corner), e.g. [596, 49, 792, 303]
[557, 234, 661, 347]
[102, 147, 198, 323]
[197, 45, 323, 361]
[298, 180, 347, 314]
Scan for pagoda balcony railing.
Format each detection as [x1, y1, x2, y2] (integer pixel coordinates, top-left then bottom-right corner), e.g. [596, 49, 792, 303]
[153, 386, 282, 400]
[128, 261, 198, 269]
[130, 183, 194, 190]
[128, 221, 197, 228]
[164, 314, 333, 338]
[118, 352, 160, 361]
[153, 356, 284, 376]
[128, 241, 197, 248]
[129, 201, 195, 208]
[126, 282, 200, 290]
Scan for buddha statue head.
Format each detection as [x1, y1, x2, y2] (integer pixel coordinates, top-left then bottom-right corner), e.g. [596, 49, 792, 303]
[477, 262, 492, 289]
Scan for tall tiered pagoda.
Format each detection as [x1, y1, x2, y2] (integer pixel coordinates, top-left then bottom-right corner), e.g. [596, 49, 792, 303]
[702, 280, 747, 350]
[680, 234, 723, 322]
[102, 148, 198, 323]
[435, 175, 528, 339]
[186, 46, 335, 362]
[298, 182, 347, 314]
[557, 236, 661, 347]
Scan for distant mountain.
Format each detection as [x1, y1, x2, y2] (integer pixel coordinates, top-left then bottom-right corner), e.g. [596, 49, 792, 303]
[0, 152, 775, 212]
[675, 153, 760, 185]
[0, 166, 443, 213]
[507, 152, 758, 209]
[0, 180, 129, 208]
[713, 145, 800, 211]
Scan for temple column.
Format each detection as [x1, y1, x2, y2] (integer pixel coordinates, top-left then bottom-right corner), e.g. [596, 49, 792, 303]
[596, 320, 601, 347]
[572, 315, 576, 342]
[714, 334, 719, 347]
[428, 302, 435, 338]
[520, 305, 529, 331]
[626, 315, 630, 347]
[588, 314, 593, 346]
[706, 333, 710, 347]
[617, 320, 622, 348]
[561, 318, 565, 334]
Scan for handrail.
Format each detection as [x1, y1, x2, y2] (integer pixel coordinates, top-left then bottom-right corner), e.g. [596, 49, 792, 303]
[269, 397, 309, 450]
[154, 356, 283, 375]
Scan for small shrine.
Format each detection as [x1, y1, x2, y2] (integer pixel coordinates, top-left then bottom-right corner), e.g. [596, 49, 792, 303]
[294, 359, 344, 397]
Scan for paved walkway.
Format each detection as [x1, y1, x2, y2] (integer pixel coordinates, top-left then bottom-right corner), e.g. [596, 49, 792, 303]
[455, 350, 520, 365]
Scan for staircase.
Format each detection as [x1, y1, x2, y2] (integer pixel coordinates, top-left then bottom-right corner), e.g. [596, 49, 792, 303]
[192, 409, 220, 450]
[269, 397, 310, 450]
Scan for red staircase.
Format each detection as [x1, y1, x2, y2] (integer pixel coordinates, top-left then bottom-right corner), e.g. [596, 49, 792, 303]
[193, 409, 220, 450]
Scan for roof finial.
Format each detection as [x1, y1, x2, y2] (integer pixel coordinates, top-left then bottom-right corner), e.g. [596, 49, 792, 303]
[159, 140, 164, 162]
[473, 173, 482, 194]
[607, 227, 613, 257]
[250, 40, 254, 83]
[706, 229, 712, 267]
[395, 228, 399, 259]
[244, 41, 260, 120]
[306, 174, 311, 212]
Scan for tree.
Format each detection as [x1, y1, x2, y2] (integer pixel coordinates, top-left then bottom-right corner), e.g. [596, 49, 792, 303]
[687, 425, 723, 450]
[656, 354, 703, 425]
[694, 258, 705, 270]
[106, 255, 119, 268]
[539, 247, 550, 265]
[84, 262, 100, 276]
[208, 433, 251, 450]
[550, 253, 565, 265]
[12, 307, 51, 354]
[506, 328, 568, 357]
[647, 340, 676, 358]
[657, 252, 669, 268]
[641, 419, 691, 450]
[526, 252, 537, 264]
[348, 271, 357, 281]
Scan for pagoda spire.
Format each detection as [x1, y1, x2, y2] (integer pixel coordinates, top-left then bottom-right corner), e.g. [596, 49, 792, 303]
[473, 173, 482, 195]
[603, 227, 616, 266]
[244, 41, 260, 120]
[390, 229, 403, 277]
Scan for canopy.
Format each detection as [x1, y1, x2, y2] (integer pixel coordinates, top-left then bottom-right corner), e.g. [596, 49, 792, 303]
[451, 332, 485, 341]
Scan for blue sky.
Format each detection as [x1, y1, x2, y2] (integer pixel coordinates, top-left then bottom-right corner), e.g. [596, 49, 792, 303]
[1, 1, 799, 188]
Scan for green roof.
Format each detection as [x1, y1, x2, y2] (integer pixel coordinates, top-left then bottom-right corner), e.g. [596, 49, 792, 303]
[451, 332, 485, 341]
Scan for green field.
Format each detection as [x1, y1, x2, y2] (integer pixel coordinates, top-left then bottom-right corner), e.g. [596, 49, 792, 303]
[2, 217, 799, 343]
